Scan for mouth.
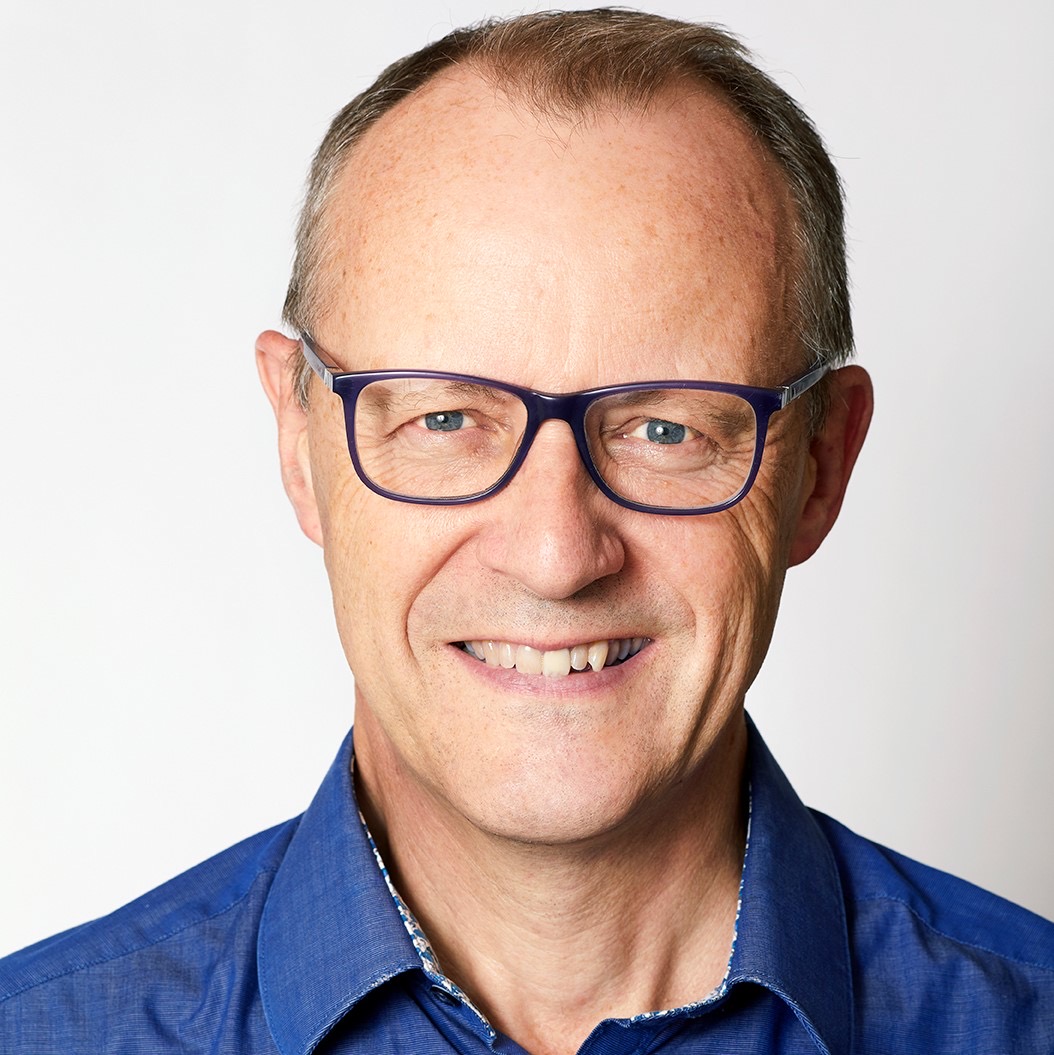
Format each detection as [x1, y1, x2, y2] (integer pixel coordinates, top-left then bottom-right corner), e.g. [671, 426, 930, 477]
[456, 637, 648, 678]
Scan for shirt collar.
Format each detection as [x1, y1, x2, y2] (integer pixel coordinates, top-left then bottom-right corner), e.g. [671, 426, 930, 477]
[258, 729, 420, 1055]
[727, 715, 854, 1055]
[258, 719, 853, 1055]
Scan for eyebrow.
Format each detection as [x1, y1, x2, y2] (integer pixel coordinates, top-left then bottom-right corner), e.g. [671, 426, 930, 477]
[596, 389, 673, 409]
[596, 388, 755, 430]
[362, 379, 518, 412]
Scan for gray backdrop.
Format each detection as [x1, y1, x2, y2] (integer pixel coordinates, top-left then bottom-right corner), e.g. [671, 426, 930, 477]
[2, 0, 1051, 955]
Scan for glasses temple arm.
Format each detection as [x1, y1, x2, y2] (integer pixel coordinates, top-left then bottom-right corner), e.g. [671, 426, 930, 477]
[299, 335, 336, 391]
[779, 364, 829, 408]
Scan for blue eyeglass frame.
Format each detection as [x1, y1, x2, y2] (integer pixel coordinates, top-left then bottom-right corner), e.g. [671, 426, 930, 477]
[299, 335, 828, 516]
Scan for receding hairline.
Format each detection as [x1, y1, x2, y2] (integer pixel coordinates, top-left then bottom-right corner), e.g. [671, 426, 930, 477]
[309, 60, 803, 336]
[355, 59, 786, 160]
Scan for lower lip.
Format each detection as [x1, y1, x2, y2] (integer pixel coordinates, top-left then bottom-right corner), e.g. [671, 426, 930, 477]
[448, 643, 649, 695]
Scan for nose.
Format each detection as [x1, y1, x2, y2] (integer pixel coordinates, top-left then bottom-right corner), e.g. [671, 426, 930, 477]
[474, 421, 626, 599]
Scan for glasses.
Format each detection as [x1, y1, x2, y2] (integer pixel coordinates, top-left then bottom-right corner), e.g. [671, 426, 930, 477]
[300, 335, 827, 516]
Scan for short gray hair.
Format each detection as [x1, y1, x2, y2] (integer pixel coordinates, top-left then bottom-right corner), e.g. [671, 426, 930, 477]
[283, 8, 853, 416]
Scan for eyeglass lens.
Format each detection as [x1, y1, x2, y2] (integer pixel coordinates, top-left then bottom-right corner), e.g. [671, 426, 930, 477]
[352, 377, 759, 509]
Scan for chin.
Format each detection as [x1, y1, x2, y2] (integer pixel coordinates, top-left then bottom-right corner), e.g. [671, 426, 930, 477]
[452, 750, 668, 849]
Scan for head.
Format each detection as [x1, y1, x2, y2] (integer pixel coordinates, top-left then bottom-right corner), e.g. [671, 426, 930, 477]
[257, 9, 872, 848]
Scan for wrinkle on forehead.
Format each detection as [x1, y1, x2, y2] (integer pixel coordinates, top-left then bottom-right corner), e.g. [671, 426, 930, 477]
[316, 67, 801, 383]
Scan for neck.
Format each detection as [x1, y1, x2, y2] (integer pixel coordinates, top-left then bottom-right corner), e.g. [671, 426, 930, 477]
[354, 711, 747, 1055]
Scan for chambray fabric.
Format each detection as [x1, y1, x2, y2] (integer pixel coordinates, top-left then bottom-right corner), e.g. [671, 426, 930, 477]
[2, 720, 1052, 1054]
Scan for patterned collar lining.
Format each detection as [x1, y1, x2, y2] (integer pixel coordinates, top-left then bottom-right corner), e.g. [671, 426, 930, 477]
[630, 786, 750, 1022]
[356, 801, 495, 1037]
[353, 756, 750, 1032]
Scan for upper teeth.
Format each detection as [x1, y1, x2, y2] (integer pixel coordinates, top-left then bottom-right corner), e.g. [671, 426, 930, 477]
[461, 637, 647, 677]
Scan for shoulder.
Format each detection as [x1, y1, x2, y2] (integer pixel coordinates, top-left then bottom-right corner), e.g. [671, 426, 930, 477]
[813, 809, 1054, 968]
[0, 819, 299, 1048]
[812, 810, 1054, 1052]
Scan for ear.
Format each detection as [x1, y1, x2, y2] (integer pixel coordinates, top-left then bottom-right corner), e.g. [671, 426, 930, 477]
[788, 365, 874, 567]
[255, 329, 324, 547]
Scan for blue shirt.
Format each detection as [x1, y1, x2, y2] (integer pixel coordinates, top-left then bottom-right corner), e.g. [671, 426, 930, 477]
[2, 720, 1052, 1054]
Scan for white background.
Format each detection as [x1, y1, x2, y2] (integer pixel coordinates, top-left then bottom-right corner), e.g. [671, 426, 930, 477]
[1, 0, 1052, 956]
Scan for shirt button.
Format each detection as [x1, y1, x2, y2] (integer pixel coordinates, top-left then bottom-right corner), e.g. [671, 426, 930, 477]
[431, 986, 459, 1006]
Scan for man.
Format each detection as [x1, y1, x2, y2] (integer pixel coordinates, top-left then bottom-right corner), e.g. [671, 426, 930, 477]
[2, 8, 1051, 1054]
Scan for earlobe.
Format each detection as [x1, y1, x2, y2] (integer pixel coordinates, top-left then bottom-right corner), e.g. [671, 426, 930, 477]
[255, 329, 325, 547]
[788, 365, 874, 567]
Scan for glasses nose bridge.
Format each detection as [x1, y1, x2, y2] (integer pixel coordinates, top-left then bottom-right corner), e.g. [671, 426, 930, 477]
[519, 388, 597, 478]
[531, 389, 585, 425]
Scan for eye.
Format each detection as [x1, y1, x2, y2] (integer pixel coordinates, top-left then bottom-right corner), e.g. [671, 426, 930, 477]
[420, 410, 477, 432]
[627, 418, 694, 445]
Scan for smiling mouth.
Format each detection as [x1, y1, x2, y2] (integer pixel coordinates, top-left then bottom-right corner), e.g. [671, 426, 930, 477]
[457, 637, 648, 678]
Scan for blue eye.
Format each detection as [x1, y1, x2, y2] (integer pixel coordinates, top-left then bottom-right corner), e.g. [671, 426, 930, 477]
[644, 419, 686, 444]
[424, 411, 465, 431]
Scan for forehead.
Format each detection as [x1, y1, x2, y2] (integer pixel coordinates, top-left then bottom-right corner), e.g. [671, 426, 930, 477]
[320, 68, 800, 384]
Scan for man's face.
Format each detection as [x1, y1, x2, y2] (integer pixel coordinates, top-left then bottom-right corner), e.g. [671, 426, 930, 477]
[299, 72, 822, 844]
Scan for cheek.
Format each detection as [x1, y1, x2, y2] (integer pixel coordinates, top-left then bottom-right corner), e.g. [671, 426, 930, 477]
[309, 411, 408, 616]
[671, 482, 793, 680]
[316, 470, 472, 670]
[713, 451, 812, 673]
